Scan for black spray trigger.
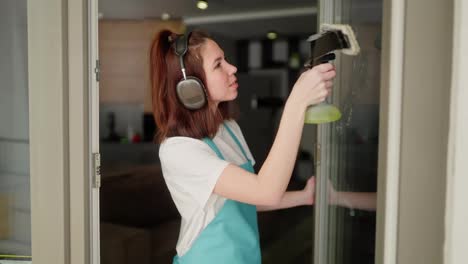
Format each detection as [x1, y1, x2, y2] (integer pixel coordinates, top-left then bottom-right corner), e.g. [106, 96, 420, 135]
[316, 52, 336, 65]
[303, 52, 336, 69]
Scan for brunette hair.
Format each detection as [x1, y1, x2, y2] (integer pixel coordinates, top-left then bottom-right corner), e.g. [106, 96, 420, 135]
[150, 30, 237, 143]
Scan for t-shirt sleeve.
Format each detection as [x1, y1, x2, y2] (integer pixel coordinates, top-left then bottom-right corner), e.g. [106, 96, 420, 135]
[159, 137, 230, 208]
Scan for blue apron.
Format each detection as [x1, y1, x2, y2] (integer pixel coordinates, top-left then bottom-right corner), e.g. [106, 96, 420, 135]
[173, 123, 261, 264]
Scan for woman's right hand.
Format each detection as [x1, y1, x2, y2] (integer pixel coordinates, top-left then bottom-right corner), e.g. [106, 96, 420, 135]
[288, 63, 336, 110]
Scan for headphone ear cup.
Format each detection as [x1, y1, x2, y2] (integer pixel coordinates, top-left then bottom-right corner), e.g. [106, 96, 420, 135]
[176, 76, 207, 110]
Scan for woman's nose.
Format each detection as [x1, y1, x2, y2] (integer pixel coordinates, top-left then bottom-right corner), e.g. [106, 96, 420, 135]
[228, 62, 237, 75]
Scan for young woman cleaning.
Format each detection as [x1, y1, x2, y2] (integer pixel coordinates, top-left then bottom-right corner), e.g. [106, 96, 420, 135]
[150, 30, 336, 263]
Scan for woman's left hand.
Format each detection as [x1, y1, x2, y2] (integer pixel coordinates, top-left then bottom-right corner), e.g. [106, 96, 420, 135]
[303, 176, 316, 205]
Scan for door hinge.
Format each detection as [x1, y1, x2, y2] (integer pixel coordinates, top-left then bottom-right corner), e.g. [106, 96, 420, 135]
[94, 59, 100, 82]
[93, 152, 101, 188]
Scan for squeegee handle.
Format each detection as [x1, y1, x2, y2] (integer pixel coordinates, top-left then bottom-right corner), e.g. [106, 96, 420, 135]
[315, 52, 336, 65]
[303, 52, 336, 69]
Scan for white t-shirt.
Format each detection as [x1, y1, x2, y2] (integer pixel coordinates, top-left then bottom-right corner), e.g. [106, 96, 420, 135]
[159, 120, 256, 256]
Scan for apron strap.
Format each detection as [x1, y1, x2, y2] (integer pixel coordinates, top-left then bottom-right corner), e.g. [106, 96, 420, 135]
[202, 138, 225, 160]
[223, 123, 251, 163]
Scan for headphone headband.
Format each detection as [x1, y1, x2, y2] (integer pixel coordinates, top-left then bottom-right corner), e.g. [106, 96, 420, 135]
[174, 32, 192, 56]
[173, 32, 193, 80]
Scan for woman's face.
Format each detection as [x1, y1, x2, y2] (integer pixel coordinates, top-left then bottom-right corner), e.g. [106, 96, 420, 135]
[201, 39, 238, 105]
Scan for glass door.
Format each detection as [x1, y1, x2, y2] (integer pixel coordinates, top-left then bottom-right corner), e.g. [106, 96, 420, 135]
[0, 0, 32, 262]
[314, 0, 383, 263]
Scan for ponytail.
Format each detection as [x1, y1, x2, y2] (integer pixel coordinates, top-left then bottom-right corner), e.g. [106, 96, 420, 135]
[150, 30, 173, 140]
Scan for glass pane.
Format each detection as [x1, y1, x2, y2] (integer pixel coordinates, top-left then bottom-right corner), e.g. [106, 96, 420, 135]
[321, 1, 383, 263]
[0, 0, 32, 262]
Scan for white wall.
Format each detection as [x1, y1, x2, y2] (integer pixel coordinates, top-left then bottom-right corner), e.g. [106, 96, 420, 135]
[0, 0, 32, 255]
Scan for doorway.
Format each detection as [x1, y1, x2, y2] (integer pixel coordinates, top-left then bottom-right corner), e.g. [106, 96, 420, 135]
[95, 0, 319, 263]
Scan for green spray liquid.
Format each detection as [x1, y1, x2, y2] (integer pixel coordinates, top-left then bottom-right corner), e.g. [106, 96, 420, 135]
[304, 103, 342, 124]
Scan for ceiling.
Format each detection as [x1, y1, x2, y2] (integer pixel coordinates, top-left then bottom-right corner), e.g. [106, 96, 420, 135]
[99, 0, 381, 40]
[99, 0, 318, 39]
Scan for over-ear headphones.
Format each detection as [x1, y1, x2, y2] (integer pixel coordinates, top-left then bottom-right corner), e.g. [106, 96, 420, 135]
[173, 32, 207, 110]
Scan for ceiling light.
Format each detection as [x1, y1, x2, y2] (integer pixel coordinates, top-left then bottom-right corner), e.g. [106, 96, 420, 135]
[197, 0, 208, 10]
[161, 13, 171, 20]
[267, 31, 278, 40]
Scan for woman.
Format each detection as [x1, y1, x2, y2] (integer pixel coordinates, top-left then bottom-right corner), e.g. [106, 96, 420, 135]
[150, 30, 336, 263]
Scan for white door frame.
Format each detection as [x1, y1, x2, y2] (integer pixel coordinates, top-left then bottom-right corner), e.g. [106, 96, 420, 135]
[443, 0, 468, 263]
[375, 0, 405, 262]
[88, 0, 101, 263]
[28, 0, 90, 263]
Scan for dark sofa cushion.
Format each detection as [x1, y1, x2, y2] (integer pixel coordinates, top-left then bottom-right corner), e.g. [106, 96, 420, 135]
[100, 165, 179, 228]
[100, 222, 151, 264]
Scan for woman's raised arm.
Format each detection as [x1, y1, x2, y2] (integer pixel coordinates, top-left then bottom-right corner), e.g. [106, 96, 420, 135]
[213, 63, 336, 206]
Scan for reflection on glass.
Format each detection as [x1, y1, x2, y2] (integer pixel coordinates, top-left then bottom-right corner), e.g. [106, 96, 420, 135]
[321, 1, 382, 264]
[0, 0, 32, 262]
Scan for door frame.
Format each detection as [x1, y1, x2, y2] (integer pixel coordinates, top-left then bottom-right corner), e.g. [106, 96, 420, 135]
[28, 0, 90, 263]
[443, 0, 468, 262]
[313, 1, 334, 262]
[374, 0, 405, 262]
[88, 0, 101, 263]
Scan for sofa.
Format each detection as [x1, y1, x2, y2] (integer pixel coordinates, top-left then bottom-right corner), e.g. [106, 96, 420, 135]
[100, 164, 314, 264]
[100, 164, 179, 264]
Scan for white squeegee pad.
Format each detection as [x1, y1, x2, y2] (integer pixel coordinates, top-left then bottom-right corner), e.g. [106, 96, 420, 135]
[321, 23, 360, 56]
